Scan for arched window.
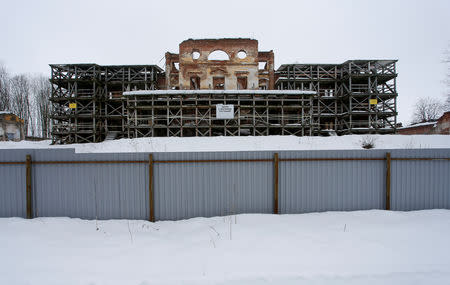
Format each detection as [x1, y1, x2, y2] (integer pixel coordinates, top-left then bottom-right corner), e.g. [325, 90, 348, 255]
[208, 50, 230, 61]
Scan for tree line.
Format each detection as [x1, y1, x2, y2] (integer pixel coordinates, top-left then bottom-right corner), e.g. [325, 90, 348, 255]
[0, 64, 51, 138]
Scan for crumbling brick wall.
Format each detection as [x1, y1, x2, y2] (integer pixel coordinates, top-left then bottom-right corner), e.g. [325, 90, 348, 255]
[165, 38, 274, 90]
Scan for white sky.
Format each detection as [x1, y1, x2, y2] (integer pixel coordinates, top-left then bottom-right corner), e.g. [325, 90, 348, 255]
[1, 0, 449, 124]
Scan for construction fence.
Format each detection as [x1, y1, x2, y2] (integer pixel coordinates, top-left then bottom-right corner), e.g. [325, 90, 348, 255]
[0, 148, 449, 221]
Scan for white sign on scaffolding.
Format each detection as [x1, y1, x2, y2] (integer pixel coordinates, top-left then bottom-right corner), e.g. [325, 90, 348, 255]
[216, 104, 234, 119]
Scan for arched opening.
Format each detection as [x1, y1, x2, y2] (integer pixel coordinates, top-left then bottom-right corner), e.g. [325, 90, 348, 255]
[192, 51, 200, 60]
[208, 50, 230, 61]
[237, 50, 247, 59]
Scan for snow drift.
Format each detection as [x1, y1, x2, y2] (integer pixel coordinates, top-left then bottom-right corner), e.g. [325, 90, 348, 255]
[0, 134, 449, 153]
[1, 210, 450, 285]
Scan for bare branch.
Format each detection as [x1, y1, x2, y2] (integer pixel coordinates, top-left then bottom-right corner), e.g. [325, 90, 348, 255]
[0, 64, 10, 111]
[412, 97, 445, 124]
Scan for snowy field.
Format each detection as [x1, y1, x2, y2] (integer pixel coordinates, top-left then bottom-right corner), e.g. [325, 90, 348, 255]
[1, 210, 450, 285]
[0, 134, 449, 153]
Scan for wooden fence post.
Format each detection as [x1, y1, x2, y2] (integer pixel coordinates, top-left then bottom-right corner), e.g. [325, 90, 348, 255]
[149, 154, 155, 222]
[26, 154, 32, 219]
[273, 153, 279, 214]
[386, 152, 391, 210]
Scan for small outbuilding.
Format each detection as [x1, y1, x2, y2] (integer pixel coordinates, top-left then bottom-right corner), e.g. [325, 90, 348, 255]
[397, 111, 450, 135]
[0, 112, 25, 141]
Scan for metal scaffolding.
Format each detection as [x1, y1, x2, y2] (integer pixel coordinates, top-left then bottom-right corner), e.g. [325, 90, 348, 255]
[50, 60, 397, 144]
[50, 64, 163, 144]
[125, 90, 315, 137]
[276, 60, 397, 135]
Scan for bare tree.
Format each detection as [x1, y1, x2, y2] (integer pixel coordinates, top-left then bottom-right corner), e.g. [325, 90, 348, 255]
[0, 64, 10, 111]
[31, 75, 52, 138]
[9, 75, 32, 135]
[1, 62, 54, 137]
[412, 97, 444, 124]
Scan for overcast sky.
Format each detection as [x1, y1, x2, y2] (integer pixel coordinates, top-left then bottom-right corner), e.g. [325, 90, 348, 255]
[1, 0, 449, 124]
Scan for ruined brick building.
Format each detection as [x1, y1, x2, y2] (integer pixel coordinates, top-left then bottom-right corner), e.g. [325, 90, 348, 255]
[50, 38, 398, 144]
[165, 39, 274, 90]
[0, 112, 25, 141]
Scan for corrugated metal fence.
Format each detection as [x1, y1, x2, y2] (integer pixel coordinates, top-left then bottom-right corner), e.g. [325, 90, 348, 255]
[1, 148, 449, 221]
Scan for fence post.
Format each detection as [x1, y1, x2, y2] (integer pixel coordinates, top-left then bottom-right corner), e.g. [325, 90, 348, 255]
[273, 153, 279, 214]
[149, 154, 155, 222]
[26, 154, 32, 219]
[385, 152, 391, 210]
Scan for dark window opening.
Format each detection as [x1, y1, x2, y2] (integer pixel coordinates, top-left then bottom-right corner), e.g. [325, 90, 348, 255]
[259, 79, 268, 90]
[213, 77, 225, 90]
[190, 76, 200, 90]
[237, 77, 247, 90]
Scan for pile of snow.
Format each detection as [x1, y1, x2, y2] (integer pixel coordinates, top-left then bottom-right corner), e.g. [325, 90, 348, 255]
[0, 134, 449, 153]
[1, 210, 450, 284]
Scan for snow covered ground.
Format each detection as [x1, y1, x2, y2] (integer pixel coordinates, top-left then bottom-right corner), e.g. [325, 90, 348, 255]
[0, 134, 449, 153]
[1, 210, 450, 285]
